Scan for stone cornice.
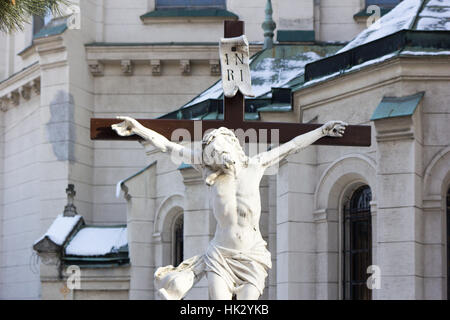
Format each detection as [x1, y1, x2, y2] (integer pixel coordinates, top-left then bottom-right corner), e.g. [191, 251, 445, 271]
[0, 64, 40, 110]
[179, 166, 204, 185]
[85, 43, 262, 62]
[295, 55, 450, 110]
[374, 114, 417, 143]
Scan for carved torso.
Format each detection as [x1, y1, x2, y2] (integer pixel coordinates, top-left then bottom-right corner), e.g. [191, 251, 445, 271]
[208, 160, 265, 250]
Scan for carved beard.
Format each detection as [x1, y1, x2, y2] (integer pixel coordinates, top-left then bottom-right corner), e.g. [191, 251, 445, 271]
[203, 145, 237, 186]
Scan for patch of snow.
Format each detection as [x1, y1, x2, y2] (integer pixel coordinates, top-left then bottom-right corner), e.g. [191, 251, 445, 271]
[420, 6, 450, 19]
[338, 0, 422, 53]
[428, 0, 447, 6]
[116, 179, 124, 198]
[34, 214, 82, 246]
[65, 227, 127, 256]
[417, 0, 450, 30]
[302, 52, 398, 87]
[182, 80, 223, 109]
[417, 16, 447, 29]
[302, 71, 341, 87]
[401, 50, 450, 55]
[347, 52, 398, 72]
[251, 52, 322, 97]
[182, 51, 323, 108]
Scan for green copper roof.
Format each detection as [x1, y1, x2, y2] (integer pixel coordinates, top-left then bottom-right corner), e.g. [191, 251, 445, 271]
[119, 161, 157, 186]
[33, 22, 67, 39]
[140, 8, 238, 19]
[178, 162, 193, 170]
[158, 43, 342, 121]
[370, 92, 425, 121]
[257, 103, 292, 112]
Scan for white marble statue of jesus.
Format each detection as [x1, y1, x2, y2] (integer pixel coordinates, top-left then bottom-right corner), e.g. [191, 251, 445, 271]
[112, 116, 347, 300]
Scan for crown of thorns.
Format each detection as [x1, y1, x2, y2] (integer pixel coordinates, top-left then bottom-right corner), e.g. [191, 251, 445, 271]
[202, 127, 237, 147]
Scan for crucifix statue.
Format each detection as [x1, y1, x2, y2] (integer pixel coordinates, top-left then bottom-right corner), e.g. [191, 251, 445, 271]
[90, 21, 370, 300]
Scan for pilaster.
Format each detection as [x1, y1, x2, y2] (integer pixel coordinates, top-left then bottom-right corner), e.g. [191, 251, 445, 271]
[276, 149, 317, 299]
[373, 103, 424, 299]
[121, 162, 157, 300]
[179, 166, 213, 300]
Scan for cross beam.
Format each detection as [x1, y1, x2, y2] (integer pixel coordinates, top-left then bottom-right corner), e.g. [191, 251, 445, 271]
[90, 21, 371, 147]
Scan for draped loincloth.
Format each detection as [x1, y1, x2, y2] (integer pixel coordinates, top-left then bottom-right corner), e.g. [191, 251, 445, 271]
[204, 239, 272, 295]
[154, 240, 271, 299]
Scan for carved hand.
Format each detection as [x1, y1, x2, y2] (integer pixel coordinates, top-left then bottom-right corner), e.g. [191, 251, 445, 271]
[321, 121, 348, 138]
[112, 116, 142, 136]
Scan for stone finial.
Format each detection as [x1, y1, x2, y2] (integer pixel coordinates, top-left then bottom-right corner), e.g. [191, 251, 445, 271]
[262, 0, 276, 50]
[63, 184, 77, 217]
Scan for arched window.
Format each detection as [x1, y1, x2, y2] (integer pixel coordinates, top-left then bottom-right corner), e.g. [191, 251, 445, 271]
[447, 188, 450, 300]
[173, 214, 184, 267]
[343, 185, 372, 300]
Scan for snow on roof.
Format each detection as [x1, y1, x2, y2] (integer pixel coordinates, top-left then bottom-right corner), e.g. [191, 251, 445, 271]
[250, 52, 322, 97]
[297, 0, 450, 90]
[302, 52, 399, 87]
[401, 49, 450, 54]
[338, 0, 422, 54]
[180, 48, 330, 110]
[416, 0, 450, 30]
[65, 226, 127, 256]
[34, 214, 82, 246]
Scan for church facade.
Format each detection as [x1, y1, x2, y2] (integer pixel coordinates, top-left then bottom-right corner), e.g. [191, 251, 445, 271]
[0, 0, 449, 300]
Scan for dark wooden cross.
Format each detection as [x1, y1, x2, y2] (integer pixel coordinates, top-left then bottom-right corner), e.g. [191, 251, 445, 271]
[90, 21, 370, 146]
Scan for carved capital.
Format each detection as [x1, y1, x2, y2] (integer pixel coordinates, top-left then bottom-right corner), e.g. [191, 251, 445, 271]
[209, 59, 220, 76]
[32, 79, 41, 95]
[8, 91, 20, 106]
[0, 98, 8, 112]
[20, 84, 32, 100]
[151, 59, 161, 76]
[121, 59, 133, 75]
[180, 59, 191, 75]
[88, 60, 104, 76]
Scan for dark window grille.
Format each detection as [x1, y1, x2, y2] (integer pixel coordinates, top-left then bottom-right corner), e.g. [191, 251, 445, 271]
[156, 0, 226, 9]
[343, 186, 372, 300]
[173, 214, 184, 267]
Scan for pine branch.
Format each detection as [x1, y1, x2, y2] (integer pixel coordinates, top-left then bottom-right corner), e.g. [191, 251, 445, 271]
[0, 0, 71, 33]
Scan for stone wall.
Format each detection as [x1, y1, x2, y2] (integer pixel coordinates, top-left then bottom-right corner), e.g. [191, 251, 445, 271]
[293, 54, 450, 299]
[0, 95, 41, 299]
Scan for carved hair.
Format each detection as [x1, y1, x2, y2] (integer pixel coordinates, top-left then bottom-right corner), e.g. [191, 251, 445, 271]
[202, 127, 248, 167]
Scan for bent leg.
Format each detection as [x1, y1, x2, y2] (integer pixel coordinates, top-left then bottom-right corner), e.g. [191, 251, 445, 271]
[207, 271, 233, 300]
[235, 283, 260, 300]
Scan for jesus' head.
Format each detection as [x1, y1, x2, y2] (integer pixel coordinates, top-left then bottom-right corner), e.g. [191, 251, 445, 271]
[201, 127, 248, 175]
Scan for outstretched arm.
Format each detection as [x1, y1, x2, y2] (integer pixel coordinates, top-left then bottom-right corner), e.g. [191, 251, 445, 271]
[112, 116, 202, 169]
[253, 121, 347, 168]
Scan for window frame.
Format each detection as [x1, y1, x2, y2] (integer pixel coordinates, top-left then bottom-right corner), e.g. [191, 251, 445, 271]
[172, 213, 184, 267]
[342, 185, 373, 300]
